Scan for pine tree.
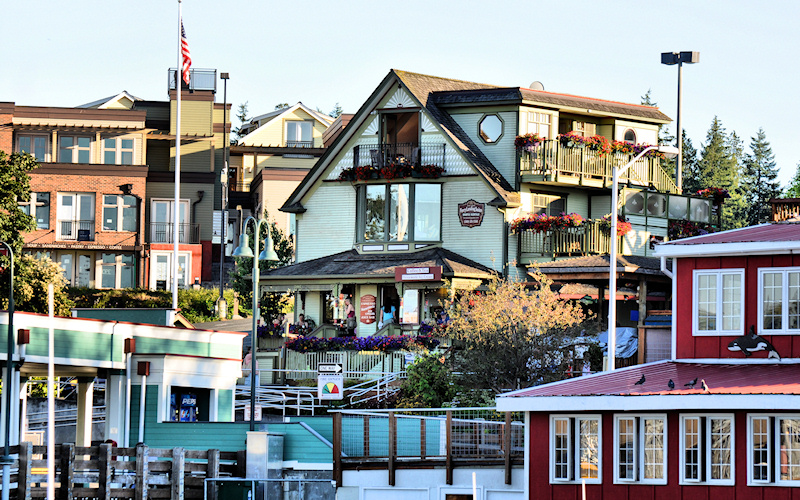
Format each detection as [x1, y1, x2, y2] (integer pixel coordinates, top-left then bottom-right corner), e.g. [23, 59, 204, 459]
[641, 89, 656, 107]
[741, 128, 781, 225]
[680, 131, 701, 194]
[787, 162, 800, 198]
[698, 117, 743, 229]
[233, 102, 250, 140]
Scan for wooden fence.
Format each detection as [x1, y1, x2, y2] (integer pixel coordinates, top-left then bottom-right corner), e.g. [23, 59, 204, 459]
[2, 442, 243, 499]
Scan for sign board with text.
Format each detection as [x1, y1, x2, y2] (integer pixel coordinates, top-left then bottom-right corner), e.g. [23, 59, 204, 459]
[318, 363, 344, 400]
[458, 200, 485, 228]
[394, 266, 442, 282]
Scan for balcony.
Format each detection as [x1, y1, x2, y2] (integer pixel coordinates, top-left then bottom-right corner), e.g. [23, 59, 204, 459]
[167, 68, 217, 92]
[351, 143, 447, 169]
[518, 220, 611, 260]
[519, 140, 679, 194]
[58, 220, 95, 241]
[148, 223, 200, 244]
[285, 140, 313, 148]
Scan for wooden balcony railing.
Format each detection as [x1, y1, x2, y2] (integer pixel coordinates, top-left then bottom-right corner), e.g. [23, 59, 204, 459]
[519, 140, 679, 194]
[517, 220, 612, 258]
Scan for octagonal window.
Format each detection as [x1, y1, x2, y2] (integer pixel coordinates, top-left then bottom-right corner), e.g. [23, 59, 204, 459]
[479, 114, 503, 143]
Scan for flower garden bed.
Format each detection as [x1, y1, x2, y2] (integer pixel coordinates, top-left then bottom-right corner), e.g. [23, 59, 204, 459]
[285, 335, 440, 353]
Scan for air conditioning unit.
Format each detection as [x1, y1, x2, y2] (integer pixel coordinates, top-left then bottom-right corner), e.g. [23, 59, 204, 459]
[624, 191, 646, 215]
[646, 193, 667, 217]
[668, 195, 688, 219]
[690, 198, 711, 223]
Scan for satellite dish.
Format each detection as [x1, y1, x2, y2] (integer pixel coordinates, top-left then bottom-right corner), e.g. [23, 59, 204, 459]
[529, 81, 545, 91]
[646, 193, 667, 217]
[624, 192, 645, 215]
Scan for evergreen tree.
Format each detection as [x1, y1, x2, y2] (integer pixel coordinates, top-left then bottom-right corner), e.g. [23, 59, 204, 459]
[787, 162, 800, 198]
[330, 102, 343, 118]
[741, 128, 781, 225]
[233, 102, 250, 140]
[641, 89, 656, 107]
[697, 117, 743, 229]
[681, 131, 701, 194]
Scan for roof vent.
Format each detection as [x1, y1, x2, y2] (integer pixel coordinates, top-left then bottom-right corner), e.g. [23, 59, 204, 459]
[529, 81, 545, 91]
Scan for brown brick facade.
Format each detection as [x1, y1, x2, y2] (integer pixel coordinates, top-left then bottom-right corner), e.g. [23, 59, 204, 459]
[24, 170, 146, 249]
[0, 103, 14, 154]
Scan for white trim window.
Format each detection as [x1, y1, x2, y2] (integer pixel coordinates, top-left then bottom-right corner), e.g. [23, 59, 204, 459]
[150, 251, 191, 291]
[100, 253, 136, 289]
[613, 414, 667, 484]
[693, 269, 744, 335]
[102, 137, 135, 165]
[17, 134, 49, 161]
[680, 414, 734, 485]
[285, 120, 313, 147]
[551, 415, 601, 484]
[102, 195, 137, 232]
[59, 136, 92, 163]
[19, 192, 50, 230]
[749, 415, 800, 486]
[526, 111, 552, 139]
[759, 267, 800, 334]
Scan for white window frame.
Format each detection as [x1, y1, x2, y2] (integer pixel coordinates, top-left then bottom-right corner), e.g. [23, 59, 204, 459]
[150, 251, 192, 291]
[100, 253, 136, 289]
[748, 414, 800, 486]
[758, 267, 800, 335]
[17, 134, 49, 162]
[19, 192, 50, 230]
[613, 414, 667, 485]
[102, 194, 137, 232]
[679, 414, 735, 485]
[692, 269, 745, 336]
[57, 192, 96, 241]
[58, 135, 93, 163]
[550, 414, 602, 484]
[102, 136, 135, 165]
[284, 120, 313, 147]
[526, 111, 552, 139]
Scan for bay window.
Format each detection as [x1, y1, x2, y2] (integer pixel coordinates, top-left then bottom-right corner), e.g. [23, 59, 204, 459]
[693, 269, 744, 335]
[551, 415, 601, 483]
[759, 268, 800, 334]
[359, 183, 441, 243]
[614, 414, 667, 484]
[680, 415, 734, 485]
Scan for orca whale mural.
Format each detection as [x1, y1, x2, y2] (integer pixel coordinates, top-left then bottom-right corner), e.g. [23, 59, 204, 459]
[727, 325, 781, 360]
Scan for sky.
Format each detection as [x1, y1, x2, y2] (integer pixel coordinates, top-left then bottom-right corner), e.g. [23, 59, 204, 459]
[3, 0, 798, 186]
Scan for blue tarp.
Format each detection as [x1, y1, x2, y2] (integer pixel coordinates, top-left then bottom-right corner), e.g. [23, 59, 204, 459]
[598, 327, 638, 359]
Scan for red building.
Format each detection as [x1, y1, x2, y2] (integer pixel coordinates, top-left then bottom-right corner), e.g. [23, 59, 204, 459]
[498, 222, 800, 498]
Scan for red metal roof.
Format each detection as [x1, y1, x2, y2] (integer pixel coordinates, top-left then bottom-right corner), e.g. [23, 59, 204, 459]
[503, 361, 800, 398]
[666, 222, 800, 245]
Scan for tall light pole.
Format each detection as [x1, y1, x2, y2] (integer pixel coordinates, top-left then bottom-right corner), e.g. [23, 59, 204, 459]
[232, 216, 278, 431]
[0, 241, 14, 500]
[218, 72, 230, 319]
[608, 146, 679, 371]
[661, 51, 699, 193]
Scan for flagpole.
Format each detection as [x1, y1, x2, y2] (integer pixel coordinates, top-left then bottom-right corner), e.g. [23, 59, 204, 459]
[173, 0, 182, 312]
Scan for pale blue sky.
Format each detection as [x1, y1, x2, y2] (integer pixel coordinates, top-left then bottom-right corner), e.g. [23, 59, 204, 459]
[3, 0, 798, 185]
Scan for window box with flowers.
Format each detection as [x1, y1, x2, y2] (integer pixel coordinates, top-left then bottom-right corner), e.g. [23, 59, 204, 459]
[598, 214, 633, 237]
[338, 164, 445, 182]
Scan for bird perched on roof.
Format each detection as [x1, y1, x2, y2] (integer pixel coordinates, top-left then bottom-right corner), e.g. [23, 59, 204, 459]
[701, 379, 709, 392]
[668, 379, 675, 390]
[685, 378, 698, 388]
[634, 374, 646, 385]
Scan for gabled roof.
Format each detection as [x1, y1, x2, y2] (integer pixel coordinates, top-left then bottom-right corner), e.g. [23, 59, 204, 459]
[280, 70, 519, 213]
[654, 222, 800, 258]
[497, 360, 800, 412]
[432, 87, 671, 123]
[77, 91, 142, 110]
[238, 102, 333, 146]
[261, 246, 496, 281]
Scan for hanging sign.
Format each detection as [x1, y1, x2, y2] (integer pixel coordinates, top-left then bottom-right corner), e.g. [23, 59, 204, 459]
[360, 294, 376, 324]
[458, 200, 485, 228]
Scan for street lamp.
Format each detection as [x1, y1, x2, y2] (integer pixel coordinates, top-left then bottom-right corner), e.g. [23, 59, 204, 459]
[608, 145, 679, 371]
[661, 51, 699, 193]
[0, 242, 14, 500]
[232, 216, 279, 431]
[218, 72, 230, 319]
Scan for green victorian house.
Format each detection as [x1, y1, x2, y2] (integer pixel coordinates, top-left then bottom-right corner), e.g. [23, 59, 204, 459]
[260, 70, 714, 337]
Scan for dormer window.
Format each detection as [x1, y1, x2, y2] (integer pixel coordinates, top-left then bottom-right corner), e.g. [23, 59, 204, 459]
[286, 121, 312, 147]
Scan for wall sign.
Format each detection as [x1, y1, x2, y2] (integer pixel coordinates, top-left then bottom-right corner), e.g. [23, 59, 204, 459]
[394, 266, 443, 282]
[360, 294, 376, 324]
[458, 200, 485, 228]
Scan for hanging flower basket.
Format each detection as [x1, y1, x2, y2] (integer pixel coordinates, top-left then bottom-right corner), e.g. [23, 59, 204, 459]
[599, 214, 632, 237]
[515, 133, 546, 152]
[696, 187, 730, 204]
[510, 213, 584, 234]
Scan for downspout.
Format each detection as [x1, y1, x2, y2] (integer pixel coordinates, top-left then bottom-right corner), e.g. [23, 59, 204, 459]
[661, 256, 677, 360]
[192, 190, 205, 225]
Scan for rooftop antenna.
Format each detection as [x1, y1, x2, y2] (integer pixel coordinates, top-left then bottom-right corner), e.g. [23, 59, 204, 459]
[529, 81, 545, 91]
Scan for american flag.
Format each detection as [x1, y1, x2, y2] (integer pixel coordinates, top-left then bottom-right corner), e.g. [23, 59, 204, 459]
[180, 19, 192, 85]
